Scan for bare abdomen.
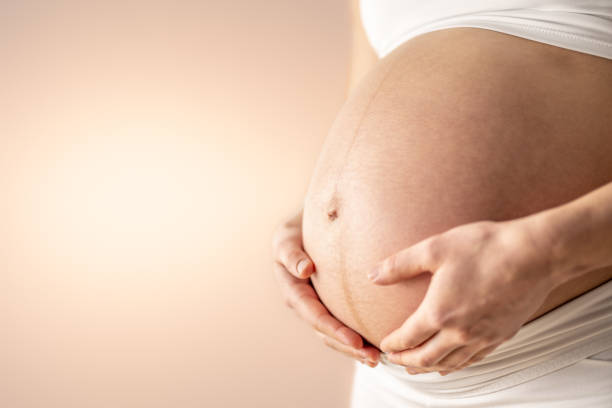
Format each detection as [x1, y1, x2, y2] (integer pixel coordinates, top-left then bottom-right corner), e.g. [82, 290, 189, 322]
[302, 28, 612, 349]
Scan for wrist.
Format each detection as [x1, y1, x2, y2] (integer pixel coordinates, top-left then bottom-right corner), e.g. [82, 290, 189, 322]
[517, 204, 592, 287]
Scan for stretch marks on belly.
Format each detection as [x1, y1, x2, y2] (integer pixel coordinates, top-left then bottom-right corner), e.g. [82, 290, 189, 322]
[327, 56, 401, 341]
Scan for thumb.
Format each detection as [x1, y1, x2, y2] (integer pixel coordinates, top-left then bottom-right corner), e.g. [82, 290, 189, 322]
[368, 235, 440, 285]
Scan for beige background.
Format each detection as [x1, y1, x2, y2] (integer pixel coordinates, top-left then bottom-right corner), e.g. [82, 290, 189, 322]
[0, 1, 355, 407]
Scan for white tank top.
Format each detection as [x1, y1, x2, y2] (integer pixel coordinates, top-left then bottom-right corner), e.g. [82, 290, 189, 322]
[360, 0, 612, 59]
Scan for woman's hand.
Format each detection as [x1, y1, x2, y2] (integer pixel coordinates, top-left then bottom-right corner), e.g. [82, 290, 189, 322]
[273, 211, 379, 367]
[369, 219, 557, 375]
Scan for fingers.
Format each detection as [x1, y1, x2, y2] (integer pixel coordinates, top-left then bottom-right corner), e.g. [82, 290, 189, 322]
[316, 332, 379, 367]
[277, 243, 314, 279]
[421, 343, 501, 376]
[272, 212, 377, 365]
[398, 344, 476, 375]
[294, 286, 363, 349]
[386, 331, 460, 368]
[274, 262, 363, 349]
[436, 339, 503, 373]
[368, 235, 441, 285]
[379, 302, 438, 352]
[272, 212, 314, 279]
[434, 346, 478, 374]
[458, 343, 501, 369]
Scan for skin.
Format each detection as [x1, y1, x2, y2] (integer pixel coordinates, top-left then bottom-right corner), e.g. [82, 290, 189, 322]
[272, 211, 379, 367]
[272, 0, 381, 367]
[302, 24, 612, 357]
[273, 2, 612, 373]
[371, 181, 612, 375]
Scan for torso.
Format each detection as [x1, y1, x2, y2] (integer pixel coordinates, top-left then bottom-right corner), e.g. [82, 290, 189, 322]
[302, 28, 612, 349]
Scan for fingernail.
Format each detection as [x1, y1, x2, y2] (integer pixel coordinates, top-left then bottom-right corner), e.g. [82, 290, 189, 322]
[297, 259, 309, 277]
[367, 266, 380, 281]
[380, 353, 390, 364]
[338, 330, 354, 347]
[386, 352, 398, 364]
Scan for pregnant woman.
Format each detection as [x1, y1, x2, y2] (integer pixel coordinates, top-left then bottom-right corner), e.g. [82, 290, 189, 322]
[272, 1, 612, 406]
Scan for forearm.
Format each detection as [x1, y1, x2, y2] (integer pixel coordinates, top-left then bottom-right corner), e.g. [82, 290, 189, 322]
[527, 180, 612, 286]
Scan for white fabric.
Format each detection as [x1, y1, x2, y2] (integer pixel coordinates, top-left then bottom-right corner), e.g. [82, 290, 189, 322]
[352, 356, 612, 407]
[350, 280, 612, 407]
[360, 0, 612, 59]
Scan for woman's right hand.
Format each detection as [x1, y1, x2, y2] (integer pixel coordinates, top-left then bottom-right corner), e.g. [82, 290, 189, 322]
[272, 211, 379, 367]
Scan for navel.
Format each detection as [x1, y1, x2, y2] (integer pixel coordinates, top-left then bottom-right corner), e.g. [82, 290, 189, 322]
[327, 209, 338, 221]
[325, 193, 340, 223]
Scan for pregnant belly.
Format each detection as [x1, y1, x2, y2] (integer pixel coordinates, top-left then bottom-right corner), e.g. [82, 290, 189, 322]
[302, 28, 612, 349]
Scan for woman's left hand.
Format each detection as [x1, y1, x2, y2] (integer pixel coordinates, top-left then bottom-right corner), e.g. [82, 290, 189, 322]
[369, 218, 558, 375]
